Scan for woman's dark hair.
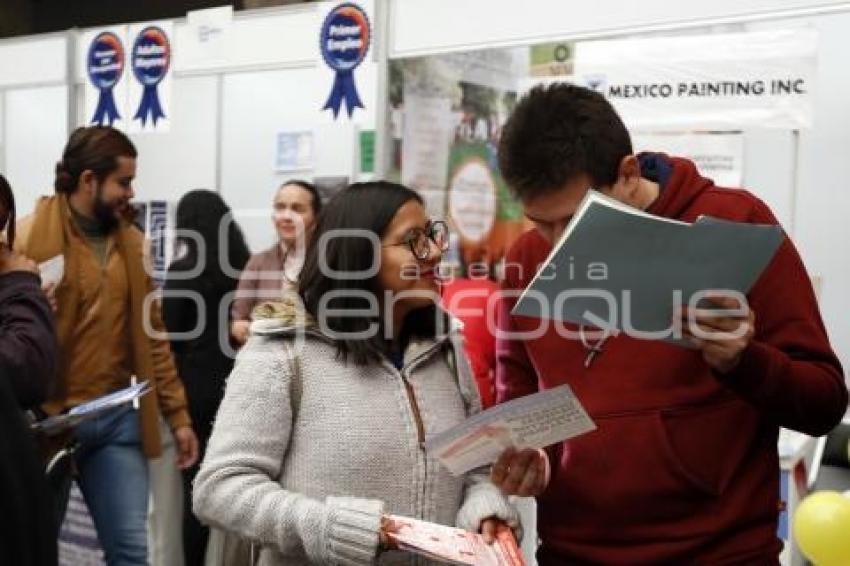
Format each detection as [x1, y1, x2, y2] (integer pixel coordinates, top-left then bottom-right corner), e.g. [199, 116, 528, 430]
[55, 126, 138, 194]
[279, 179, 322, 216]
[169, 189, 251, 291]
[498, 83, 633, 200]
[299, 181, 438, 366]
[0, 174, 16, 248]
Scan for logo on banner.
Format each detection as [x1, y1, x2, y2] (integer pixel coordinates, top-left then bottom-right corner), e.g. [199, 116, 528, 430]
[319, 2, 371, 119]
[583, 74, 608, 95]
[131, 26, 171, 127]
[87, 32, 125, 126]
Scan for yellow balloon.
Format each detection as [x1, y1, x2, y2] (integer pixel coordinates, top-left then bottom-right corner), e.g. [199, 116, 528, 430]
[794, 491, 850, 566]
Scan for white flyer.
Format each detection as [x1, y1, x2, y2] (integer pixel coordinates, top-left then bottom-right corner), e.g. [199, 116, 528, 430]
[425, 385, 596, 476]
[68, 380, 150, 416]
[33, 381, 150, 436]
[38, 254, 65, 288]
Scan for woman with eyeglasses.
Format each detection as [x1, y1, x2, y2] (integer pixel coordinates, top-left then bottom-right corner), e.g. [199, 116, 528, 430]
[193, 182, 520, 565]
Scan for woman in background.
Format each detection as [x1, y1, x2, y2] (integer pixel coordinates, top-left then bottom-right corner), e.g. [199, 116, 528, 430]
[230, 180, 321, 345]
[162, 189, 251, 566]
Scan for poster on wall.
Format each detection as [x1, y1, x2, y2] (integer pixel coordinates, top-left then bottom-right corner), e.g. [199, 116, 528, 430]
[390, 52, 526, 273]
[318, 0, 374, 119]
[182, 5, 234, 68]
[529, 42, 574, 78]
[275, 131, 314, 172]
[128, 21, 174, 133]
[83, 27, 130, 128]
[448, 157, 497, 243]
[574, 29, 817, 129]
[148, 201, 170, 287]
[401, 93, 453, 216]
[631, 131, 744, 188]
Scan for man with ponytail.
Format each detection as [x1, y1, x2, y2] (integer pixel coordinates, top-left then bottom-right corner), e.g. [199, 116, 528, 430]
[15, 126, 198, 566]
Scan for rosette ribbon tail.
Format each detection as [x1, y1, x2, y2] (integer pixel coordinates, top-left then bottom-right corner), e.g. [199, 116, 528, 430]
[322, 69, 364, 119]
[92, 86, 121, 126]
[134, 84, 166, 126]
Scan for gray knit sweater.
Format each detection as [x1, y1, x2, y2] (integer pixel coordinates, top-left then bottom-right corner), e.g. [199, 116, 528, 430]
[193, 315, 520, 566]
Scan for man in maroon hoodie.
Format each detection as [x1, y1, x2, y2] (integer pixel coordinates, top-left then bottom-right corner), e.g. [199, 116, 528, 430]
[489, 83, 848, 564]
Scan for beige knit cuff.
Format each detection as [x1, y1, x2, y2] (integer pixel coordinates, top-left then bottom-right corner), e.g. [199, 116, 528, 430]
[325, 496, 385, 565]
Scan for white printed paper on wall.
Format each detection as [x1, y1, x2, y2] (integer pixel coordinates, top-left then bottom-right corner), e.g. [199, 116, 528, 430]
[182, 6, 234, 68]
[631, 131, 744, 188]
[401, 93, 453, 202]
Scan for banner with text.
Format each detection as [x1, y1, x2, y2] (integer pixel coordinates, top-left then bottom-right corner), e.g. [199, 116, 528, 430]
[574, 29, 817, 129]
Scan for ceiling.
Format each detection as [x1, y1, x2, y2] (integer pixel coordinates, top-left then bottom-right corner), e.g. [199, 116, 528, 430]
[0, 0, 314, 39]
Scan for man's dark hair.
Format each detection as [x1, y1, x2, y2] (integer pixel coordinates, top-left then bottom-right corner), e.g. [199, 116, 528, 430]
[54, 126, 138, 194]
[280, 179, 322, 216]
[498, 83, 633, 200]
[299, 181, 438, 366]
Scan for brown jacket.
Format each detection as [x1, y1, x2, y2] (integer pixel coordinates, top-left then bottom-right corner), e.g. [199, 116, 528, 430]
[17, 195, 190, 458]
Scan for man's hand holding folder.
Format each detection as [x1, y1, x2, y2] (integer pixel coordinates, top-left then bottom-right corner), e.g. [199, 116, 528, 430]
[678, 291, 757, 374]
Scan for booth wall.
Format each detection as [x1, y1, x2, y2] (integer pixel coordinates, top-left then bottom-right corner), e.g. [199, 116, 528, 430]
[220, 62, 377, 252]
[2, 85, 68, 216]
[750, 12, 850, 374]
[0, 33, 69, 217]
[390, 0, 850, 57]
[0, 34, 66, 87]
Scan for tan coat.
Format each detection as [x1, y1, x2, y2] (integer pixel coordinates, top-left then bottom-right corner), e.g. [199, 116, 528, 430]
[16, 194, 190, 458]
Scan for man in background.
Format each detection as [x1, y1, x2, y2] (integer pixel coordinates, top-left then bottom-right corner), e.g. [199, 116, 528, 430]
[16, 126, 198, 565]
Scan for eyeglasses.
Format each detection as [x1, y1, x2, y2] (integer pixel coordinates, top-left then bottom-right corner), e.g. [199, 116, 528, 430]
[383, 220, 449, 260]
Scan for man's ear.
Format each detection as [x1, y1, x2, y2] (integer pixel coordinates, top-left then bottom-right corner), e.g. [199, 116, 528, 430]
[609, 155, 640, 201]
[78, 170, 97, 195]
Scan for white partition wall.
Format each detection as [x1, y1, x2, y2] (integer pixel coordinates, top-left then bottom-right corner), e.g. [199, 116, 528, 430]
[751, 12, 850, 376]
[123, 75, 219, 203]
[0, 33, 70, 217]
[390, 0, 850, 57]
[3, 86, 69, 215]
[220, 61, 377, 251]
[221, 67, 324, 250]
[0, 33, 67, 86]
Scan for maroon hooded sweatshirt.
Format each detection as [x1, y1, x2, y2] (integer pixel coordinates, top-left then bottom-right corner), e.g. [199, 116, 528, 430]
[496, 154, 847, 565]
